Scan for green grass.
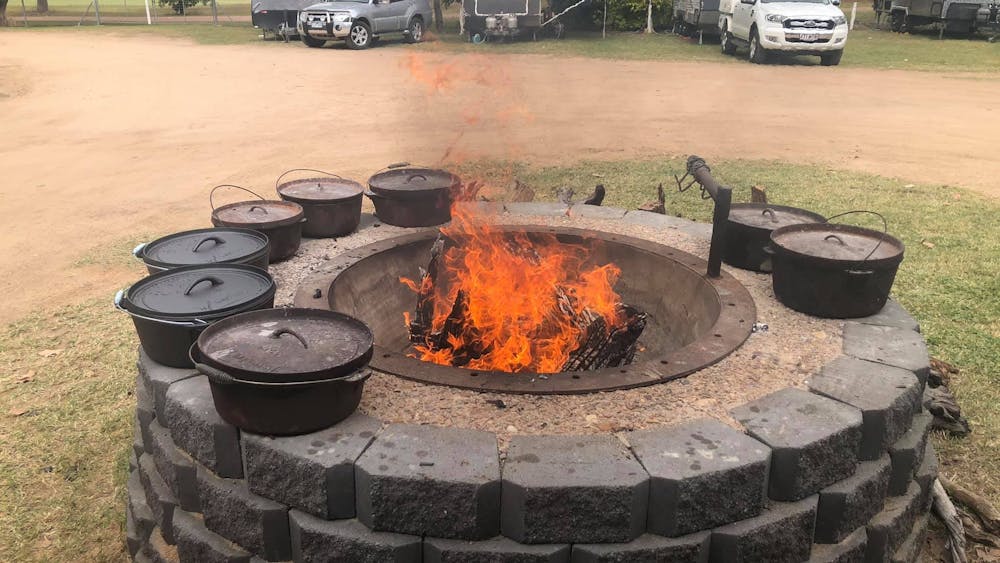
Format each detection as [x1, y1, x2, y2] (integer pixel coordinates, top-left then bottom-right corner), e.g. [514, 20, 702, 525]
[1, 158, 998, 561]
[12, 0, 248, 18]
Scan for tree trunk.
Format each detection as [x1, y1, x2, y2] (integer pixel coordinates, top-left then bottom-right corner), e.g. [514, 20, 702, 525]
[0, 0, 10, 26]
[645, 0, 653, 33]
[433, 0, 444, 31]
[37, 0, 47, 13]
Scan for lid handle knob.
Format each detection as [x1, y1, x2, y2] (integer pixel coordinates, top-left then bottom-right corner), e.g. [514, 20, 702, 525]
[824, 234, 846, 245]
[271, 327, 309, 349]
[406, 174, 427, 183]
[247, 205, 269, 214]
[184, 276, 225, 295]
[192, 236, 226, 252]
[761, 208, 778, 223]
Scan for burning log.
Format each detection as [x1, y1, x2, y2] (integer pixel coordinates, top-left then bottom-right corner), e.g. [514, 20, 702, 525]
[408, 236, 446, 344]
[561, 305, 647, 371]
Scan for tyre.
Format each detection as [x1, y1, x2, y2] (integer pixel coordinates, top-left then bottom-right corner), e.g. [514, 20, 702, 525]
[346, 21, 372, 49]
[748, 28, 768, 63]
[820, 50, 843, 66]
[890, 10, 906, 32]
[301, 33, 326, 48]
[405, 16, 424, 43]
[720, 23, 736, 54]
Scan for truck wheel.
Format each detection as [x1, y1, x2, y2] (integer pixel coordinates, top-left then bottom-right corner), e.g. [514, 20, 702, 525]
[820, 50, 843, 65]
[405, 17, 424, 43]
[890, 10, 906, 32]
[720, 24, 736, 54]
[749, 29, 768, 64]
[301, 34, 326, 48]
[347, 21, 373, 49]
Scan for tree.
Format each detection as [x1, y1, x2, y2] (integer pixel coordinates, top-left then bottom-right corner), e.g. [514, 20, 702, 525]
[37, 0, 48, 13]
[0, 0, 10, 26]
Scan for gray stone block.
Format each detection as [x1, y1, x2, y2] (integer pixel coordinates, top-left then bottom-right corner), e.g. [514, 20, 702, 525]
[809, 527, 867, 563]
[501, 434, 649, 544]
[621, 211, 713, 239]
[865, 481, 924, 563]
[854, 299, 920, 332]
[887, 413, 932, 496]
[148, 420, 201, 512]
[243, 413, 380, 520]
[138, 348, 199, 421]
[356, 423, 500, 540]
[709, 495, 818, 563]
[137, 372, 157, 450]
[138, 453, 178, 545]
[504, 202, 571, 217]
[890, 515, 929, 563]
[128, 470, 157, 542]
[198, 466, 292, 562]
[289, 511, 421, 563]
[810, 356, 920, 461]
[628, 419, 770, 536]
[424, 536, 571, 562]
[914, 445, 938, 510]
[126, 504, 143, 558]
[569, 205, 627, 220]
[732, 388, 863, 501]
[815, 457, 890, 544]
[133, 416, 145, 462]
[165, 375, 243, 478]
[572, 532, 711, 563]
[842, 324, 930, 388]
[173, 509, 252, 563]
[142, 527, 180, 563]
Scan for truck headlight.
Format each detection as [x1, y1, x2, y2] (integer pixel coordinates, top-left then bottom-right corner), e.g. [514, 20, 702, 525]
[833, 15, 847, 25]
[765, 14, 785, 22]
[333, 11, 352, 21]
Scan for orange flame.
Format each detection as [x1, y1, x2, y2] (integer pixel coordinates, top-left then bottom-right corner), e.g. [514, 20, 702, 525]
[400, 205, 626, 373]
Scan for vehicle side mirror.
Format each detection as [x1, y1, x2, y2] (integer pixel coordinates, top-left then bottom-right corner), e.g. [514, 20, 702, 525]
[832, 0, 841, 5]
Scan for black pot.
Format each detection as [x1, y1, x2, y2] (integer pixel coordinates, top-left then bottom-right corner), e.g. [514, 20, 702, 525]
[768, 223, 905, 318]
[365, 164, 458, 228]
[115, 264, 276, 368]
[191, 308, 374, 435]
[209, 185, 305, 262]
[724, 204, 826, 272]
[276, 169, 364, 238]
[133, 227, 270, 274]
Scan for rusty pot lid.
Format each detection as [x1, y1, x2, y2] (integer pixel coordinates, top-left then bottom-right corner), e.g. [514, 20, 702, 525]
[195, 308, 374, 383]
[770, 223, 905, 265]
[123, 264, 275, 320]
[212, 200, 304, 230]
[728, 204, 826, 230]
[277, 178, 364, 204]
[138, 227, 269, 269]
[368, 166, 460, 201]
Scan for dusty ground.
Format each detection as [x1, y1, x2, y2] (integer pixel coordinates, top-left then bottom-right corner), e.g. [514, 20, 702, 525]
[2, 32, 1000, 325]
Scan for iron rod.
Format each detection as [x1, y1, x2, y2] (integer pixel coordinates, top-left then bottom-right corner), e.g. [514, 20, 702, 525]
[686, 155, 731, 278]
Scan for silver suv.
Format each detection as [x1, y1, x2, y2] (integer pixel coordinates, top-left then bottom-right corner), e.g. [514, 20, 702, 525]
[297, 0, 432, 49]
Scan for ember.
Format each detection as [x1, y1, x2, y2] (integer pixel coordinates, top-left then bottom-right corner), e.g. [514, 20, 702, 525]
[401, 207, 647, 374]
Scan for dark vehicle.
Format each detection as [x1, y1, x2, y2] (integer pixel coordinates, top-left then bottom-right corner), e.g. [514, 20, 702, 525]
[252, 0, 316, 39]
[674, 0, 722, 41]
[874, 0, 995, 35]
[462, 0, 567, 41]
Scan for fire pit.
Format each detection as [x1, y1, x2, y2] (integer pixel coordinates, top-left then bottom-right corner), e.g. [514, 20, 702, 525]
[295, 224, 755, 394]
[126, 200, 937, 563]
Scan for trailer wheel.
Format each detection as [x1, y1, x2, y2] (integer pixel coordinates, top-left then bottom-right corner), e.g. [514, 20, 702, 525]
[347, 21, 373, 49]
[820, 50, 843, 66]
[890, 10, 907, 32]
[301, 33, 327, 48]
[720, 23, 736, 54]
[748, 28, 768, 64]
[405, 16, 424, 43]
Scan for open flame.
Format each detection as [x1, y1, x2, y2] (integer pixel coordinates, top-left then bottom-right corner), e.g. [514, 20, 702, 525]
[401, 205, 629, 373]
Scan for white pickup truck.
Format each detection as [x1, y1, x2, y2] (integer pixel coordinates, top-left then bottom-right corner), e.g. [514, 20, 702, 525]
[718, 0, 849, 65]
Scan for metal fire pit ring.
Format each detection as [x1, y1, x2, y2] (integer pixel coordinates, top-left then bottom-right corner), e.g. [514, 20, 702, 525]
[294, 225, 756, 395]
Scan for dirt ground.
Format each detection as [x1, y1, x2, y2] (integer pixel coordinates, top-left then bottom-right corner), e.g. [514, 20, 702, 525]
[2, 32, 1000, 325]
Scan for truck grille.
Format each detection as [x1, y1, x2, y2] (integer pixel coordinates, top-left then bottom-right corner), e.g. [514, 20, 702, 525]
[303, 11, 333, 23]
[783, 18, 835, 29]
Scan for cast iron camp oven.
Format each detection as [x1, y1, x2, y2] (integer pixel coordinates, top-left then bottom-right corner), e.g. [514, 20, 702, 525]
[275, 169, 364, 238]
[132, 227, 270, 274]
[365, 163, 460, 228]
[724, 204, 826, 272]
[767, 213, 904, 318]
[190, 308, 374, 435]
[115, 264, 276, 368]
[210, 185, 305, 262]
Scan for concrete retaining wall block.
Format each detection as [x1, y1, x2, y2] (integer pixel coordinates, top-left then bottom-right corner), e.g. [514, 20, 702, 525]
[814, 457, 891, 544]
[197, 467, 292, 561]
[173, 509, 253, 563]
[424, 536, 571, 562]
[887, 414, 932, 497]
[138, 453, 178, 545]
[709, 495, 818, 563]
[572, 532, 711, 563]
[289, 511, 421, 563]
[148, 420, 201, 512]
[165, 375, 242, 478]
[842, 324, 930, 388]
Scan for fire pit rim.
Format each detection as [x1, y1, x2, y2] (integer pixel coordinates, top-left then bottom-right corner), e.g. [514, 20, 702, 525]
[294, 224, 757, 395]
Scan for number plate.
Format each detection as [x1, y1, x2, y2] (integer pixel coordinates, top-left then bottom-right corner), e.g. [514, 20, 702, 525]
[798, 33, 819, 41]
[309, 21, 326, 28]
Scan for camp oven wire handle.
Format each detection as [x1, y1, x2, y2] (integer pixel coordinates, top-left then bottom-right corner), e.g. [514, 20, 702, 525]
[274, 168, 344, 191]
[113, 289, 209, 326]
[210, 184, 267, 211]
[823, 210, 889, 270]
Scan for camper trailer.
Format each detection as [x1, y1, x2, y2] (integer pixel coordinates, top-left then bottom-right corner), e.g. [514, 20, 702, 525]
[673, 0, 722, 40]
[462, 0, 566, 41]
[253, 0, 316, 39]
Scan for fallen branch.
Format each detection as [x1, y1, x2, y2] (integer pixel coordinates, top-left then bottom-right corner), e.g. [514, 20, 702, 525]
[941, 477, 1000, 535]
[932, 478, 968, 563]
